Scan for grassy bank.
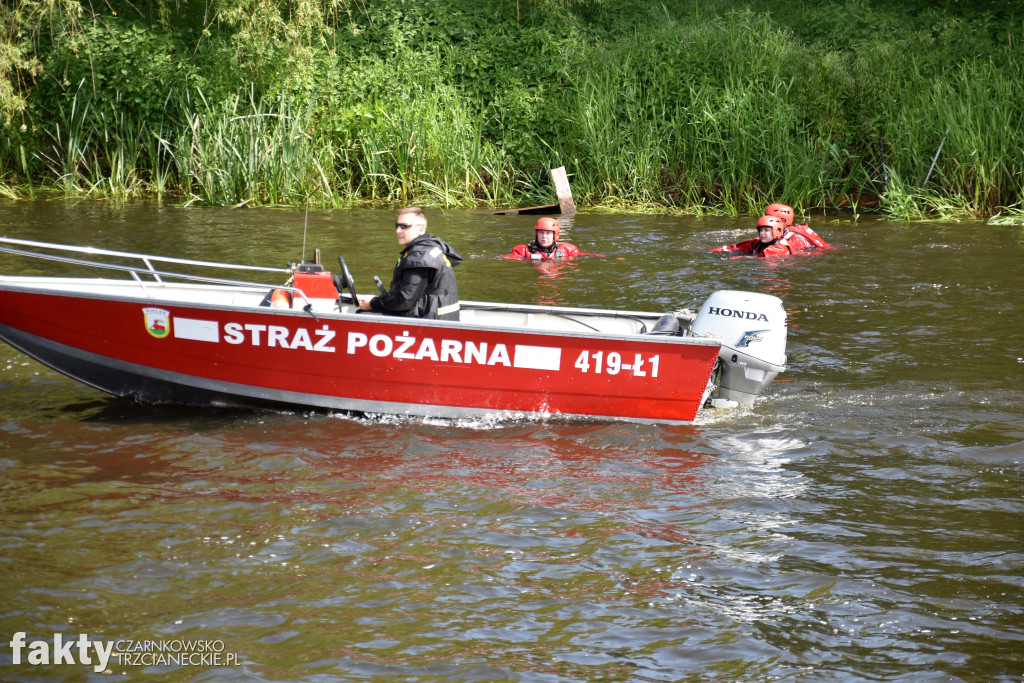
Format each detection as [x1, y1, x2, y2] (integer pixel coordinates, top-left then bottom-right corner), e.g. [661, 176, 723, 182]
[1, 0, 1022, 219]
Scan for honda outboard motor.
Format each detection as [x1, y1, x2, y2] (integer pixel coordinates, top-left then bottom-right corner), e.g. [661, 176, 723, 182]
[691, 290, 787, 406]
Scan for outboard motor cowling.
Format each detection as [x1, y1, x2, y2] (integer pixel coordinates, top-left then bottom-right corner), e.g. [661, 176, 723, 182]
[691, 290, 787, 405]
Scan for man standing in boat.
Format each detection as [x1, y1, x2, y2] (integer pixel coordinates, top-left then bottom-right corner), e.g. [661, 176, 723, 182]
[357, 207, 462, 320]
[504, 217, 581, 260]
[710, 203, 831, 258]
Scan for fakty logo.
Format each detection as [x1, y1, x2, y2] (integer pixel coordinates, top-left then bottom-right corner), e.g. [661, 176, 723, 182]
[8, 632, 113, 673]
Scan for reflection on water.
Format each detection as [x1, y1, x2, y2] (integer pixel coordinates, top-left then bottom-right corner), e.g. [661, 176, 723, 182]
[523, 259, 581, 305]
[0, 201, 1022, 681]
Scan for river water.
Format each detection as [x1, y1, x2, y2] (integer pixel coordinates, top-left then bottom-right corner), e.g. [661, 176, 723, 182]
[0, 201, 1021, 681]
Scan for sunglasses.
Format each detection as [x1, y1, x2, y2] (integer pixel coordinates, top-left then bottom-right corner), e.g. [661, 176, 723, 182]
[395, 223, 420, 231]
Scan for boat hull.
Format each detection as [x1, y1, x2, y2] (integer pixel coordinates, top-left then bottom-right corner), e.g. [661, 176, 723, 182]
[0, 284, 721, 423]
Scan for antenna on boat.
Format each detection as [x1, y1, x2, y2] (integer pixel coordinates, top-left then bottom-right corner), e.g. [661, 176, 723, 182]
[301, 196, 310, 264]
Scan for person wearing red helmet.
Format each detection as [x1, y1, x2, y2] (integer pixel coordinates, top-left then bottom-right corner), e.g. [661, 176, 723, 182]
[765, 202, 831, 252]
[711, 215, 787, 257]
[504, 217, 581, 260]
[710, 204, 831, 258]
[765, 203, 795, 226]
[751, 215, 790, 257]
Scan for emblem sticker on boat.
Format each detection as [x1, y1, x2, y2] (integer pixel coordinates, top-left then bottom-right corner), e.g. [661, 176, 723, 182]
[737, 329, 769, 347]
[143, 307, 171, 338]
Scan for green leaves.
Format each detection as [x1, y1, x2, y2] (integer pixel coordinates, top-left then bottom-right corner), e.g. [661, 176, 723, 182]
[2, 0, 1023, 216]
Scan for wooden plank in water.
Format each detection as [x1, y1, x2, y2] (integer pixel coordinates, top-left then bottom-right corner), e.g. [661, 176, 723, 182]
[484, 204, 560, 216]
[481, 166, 577, 216]
[551, 166, 576, 216]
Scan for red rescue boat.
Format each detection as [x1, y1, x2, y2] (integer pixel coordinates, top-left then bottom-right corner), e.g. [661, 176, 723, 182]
[0, 238, 787, 423]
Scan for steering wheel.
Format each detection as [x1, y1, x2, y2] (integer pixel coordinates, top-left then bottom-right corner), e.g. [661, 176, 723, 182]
[336, 256, 359, 305]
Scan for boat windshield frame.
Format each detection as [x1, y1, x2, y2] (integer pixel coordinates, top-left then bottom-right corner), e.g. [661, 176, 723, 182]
[0, 236, 319, 306]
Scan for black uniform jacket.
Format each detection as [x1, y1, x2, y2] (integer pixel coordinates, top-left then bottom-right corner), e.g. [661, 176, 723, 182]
[370, 234, 462, 320]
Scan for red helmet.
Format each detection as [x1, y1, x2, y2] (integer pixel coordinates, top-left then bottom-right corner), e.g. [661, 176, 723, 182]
[535, 216, 560, 241]
[756, 215, 785, 240]
[765, 203, 794, 226]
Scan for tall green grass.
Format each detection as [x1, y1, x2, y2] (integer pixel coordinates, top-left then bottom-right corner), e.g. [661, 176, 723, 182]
[563, 13, 859, 215]
[170, 87, 333, 207]
[4, 0, 1023, 217]
[877, 56, 1024, 219]
[329, 46, 522, 207]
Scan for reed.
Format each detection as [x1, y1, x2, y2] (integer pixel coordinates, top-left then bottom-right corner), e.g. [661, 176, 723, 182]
[89, 93, 148, 199]
[876, 56, 1024, 218]
[37, 83, 93, 196]
[145, 124, 174, 200]
[568, 58, 668, 206]
[339, 53, 517, 207]
[563, 14, 854, 215]
[169, 87, 334, 207]
[34, 86, 176, 200]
